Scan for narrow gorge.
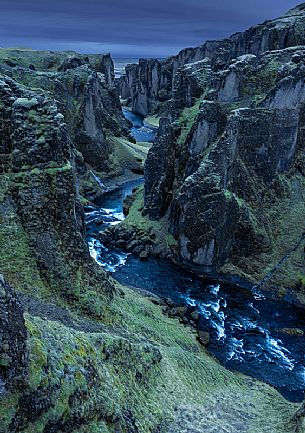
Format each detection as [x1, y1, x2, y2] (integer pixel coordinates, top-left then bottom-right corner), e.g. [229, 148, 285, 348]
[0, 3, 305, 433]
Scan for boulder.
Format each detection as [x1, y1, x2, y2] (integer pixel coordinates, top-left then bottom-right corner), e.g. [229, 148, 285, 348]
[278, 328, 304, 337]
[197, 331, 210, 346]
[139, 249, 149, 260]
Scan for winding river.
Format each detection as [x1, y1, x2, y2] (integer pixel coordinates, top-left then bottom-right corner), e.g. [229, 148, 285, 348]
[85, 110, 305, 404]
[123, 108, 158, 142]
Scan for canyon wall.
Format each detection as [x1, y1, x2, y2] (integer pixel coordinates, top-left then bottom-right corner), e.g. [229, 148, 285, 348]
[0, 73, 114, 304]
[119, 4, 305, 117]
[0, 49, 143, 180]
[0, 67, 298, 433]
[114, 5, 305, 301]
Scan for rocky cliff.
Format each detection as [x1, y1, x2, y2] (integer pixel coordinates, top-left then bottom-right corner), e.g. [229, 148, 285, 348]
[0, 73, 114, 306]
[119, 4, 305, 117]
[113, 5, 305, 303]
[0, 64, 301, 433]
[0, 49, 145, 182]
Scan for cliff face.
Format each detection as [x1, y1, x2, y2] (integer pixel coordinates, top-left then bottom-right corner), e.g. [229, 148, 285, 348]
[119, 4, 305, 117]
[0, 73, 114, 304]
[0, 68, 300, 433]
[131, 7, 305, 299]
[0, 49, 140, 178]
[0, 276, 27, 394]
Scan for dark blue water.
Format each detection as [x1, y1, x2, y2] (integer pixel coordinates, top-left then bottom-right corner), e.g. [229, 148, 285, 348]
[114, 58, 139, 78]
[115, 255, 305, 403]
[84, 112, 305, 403]
[123, 108, 157, 142]
[85, 179, 305, 403]
[86, 178, 144, 272]
[114, 58, 165, 79]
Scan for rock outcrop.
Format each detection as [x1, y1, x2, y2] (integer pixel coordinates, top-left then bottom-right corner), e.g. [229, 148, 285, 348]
[0, 49, 139, 179]
[0, 73, 114, 304]
[114, 6, 305, 301]
[119, 4, 305, 117]
[0, 275, 27, 394]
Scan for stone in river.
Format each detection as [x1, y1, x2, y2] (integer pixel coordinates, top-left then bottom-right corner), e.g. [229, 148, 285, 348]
[278, 328, 304, 337]
[197, 331, 210, 346]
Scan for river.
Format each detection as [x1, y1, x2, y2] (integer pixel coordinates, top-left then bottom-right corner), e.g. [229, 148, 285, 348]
[123, 108, 158, 142]
[85, 110, 305, 404]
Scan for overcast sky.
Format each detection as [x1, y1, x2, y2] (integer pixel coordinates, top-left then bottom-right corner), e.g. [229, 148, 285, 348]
[0, 0, 301, 58]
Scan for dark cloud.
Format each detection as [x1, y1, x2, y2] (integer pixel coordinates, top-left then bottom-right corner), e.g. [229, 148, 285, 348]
[0, 0, 300, 57]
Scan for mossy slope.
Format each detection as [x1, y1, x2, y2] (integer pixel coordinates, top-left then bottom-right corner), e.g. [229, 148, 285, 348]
[0, 282, 301, 433]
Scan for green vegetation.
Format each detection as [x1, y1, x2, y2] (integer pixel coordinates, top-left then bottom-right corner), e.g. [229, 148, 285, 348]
[106, 136, 149, 178]
[175, 98, 202, 146]
[120, 186, 177, 251]
[224, 188, 246, 208]
[299, 274, 305, 287]
[221, 174, 305, 295]
[0, 165, 113, 319]
[0, 176, 47, 296]
[145, 115, 160, 128]
[10, 162, 72, 181]
[0, 284, 297, 433]
[241, 57, 283, 105]
[0, 48, 109, 73]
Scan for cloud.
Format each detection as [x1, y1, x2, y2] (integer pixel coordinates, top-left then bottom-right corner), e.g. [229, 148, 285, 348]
[0, 0, 300, 57]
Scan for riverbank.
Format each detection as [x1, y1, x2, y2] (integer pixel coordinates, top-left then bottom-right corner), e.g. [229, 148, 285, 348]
[85, 176, 305, 404]
[0, 36, 304, 432]
[82, 97, 305, 405]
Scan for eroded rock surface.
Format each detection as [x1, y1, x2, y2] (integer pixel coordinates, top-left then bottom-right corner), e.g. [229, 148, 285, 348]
[0, 49, 141, 180]
[0, 275, 27, 394]
[0, 73, 114, 303]
[119, 4, 305, 116]
[115, 6, 305, 298]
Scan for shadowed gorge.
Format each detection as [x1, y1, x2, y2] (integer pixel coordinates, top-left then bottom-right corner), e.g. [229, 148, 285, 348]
[115, 4, 305, 301]
[0, 2, 305, 433]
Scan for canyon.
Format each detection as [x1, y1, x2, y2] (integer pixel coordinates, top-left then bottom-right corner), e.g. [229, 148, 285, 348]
[114, 4, 305, 304]
[0, 3, 304, 433]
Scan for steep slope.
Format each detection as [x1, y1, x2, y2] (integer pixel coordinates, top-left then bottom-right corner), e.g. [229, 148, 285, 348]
[0, 62, 303, 432]
[0, 49, 144, 185]
[119, 3, 305, 116]
[113, 5, 305, 303]
[0, 73, 113, 308]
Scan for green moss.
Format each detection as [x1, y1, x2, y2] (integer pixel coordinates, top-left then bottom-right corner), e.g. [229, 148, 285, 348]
[0, 393, 20, 431]
[74, 420, 110, 433]
[121, 187, 177, 251]
[0, 176, 47, 295]
[6, 287, 295, 433]
[144, 115, 160, 128]
[224, 189, 245, 207]
[175, 99, 202, 146]
[26, 325, 49, 389]
[298, 274, 305, 287]
[242, 57, 282, 106]
[221, 174, 305, 292]
[79, 195, 90, 205]
[106, 136, 148, 178]
[0, 48, 80, 71]
[11, 162, 72, 179]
